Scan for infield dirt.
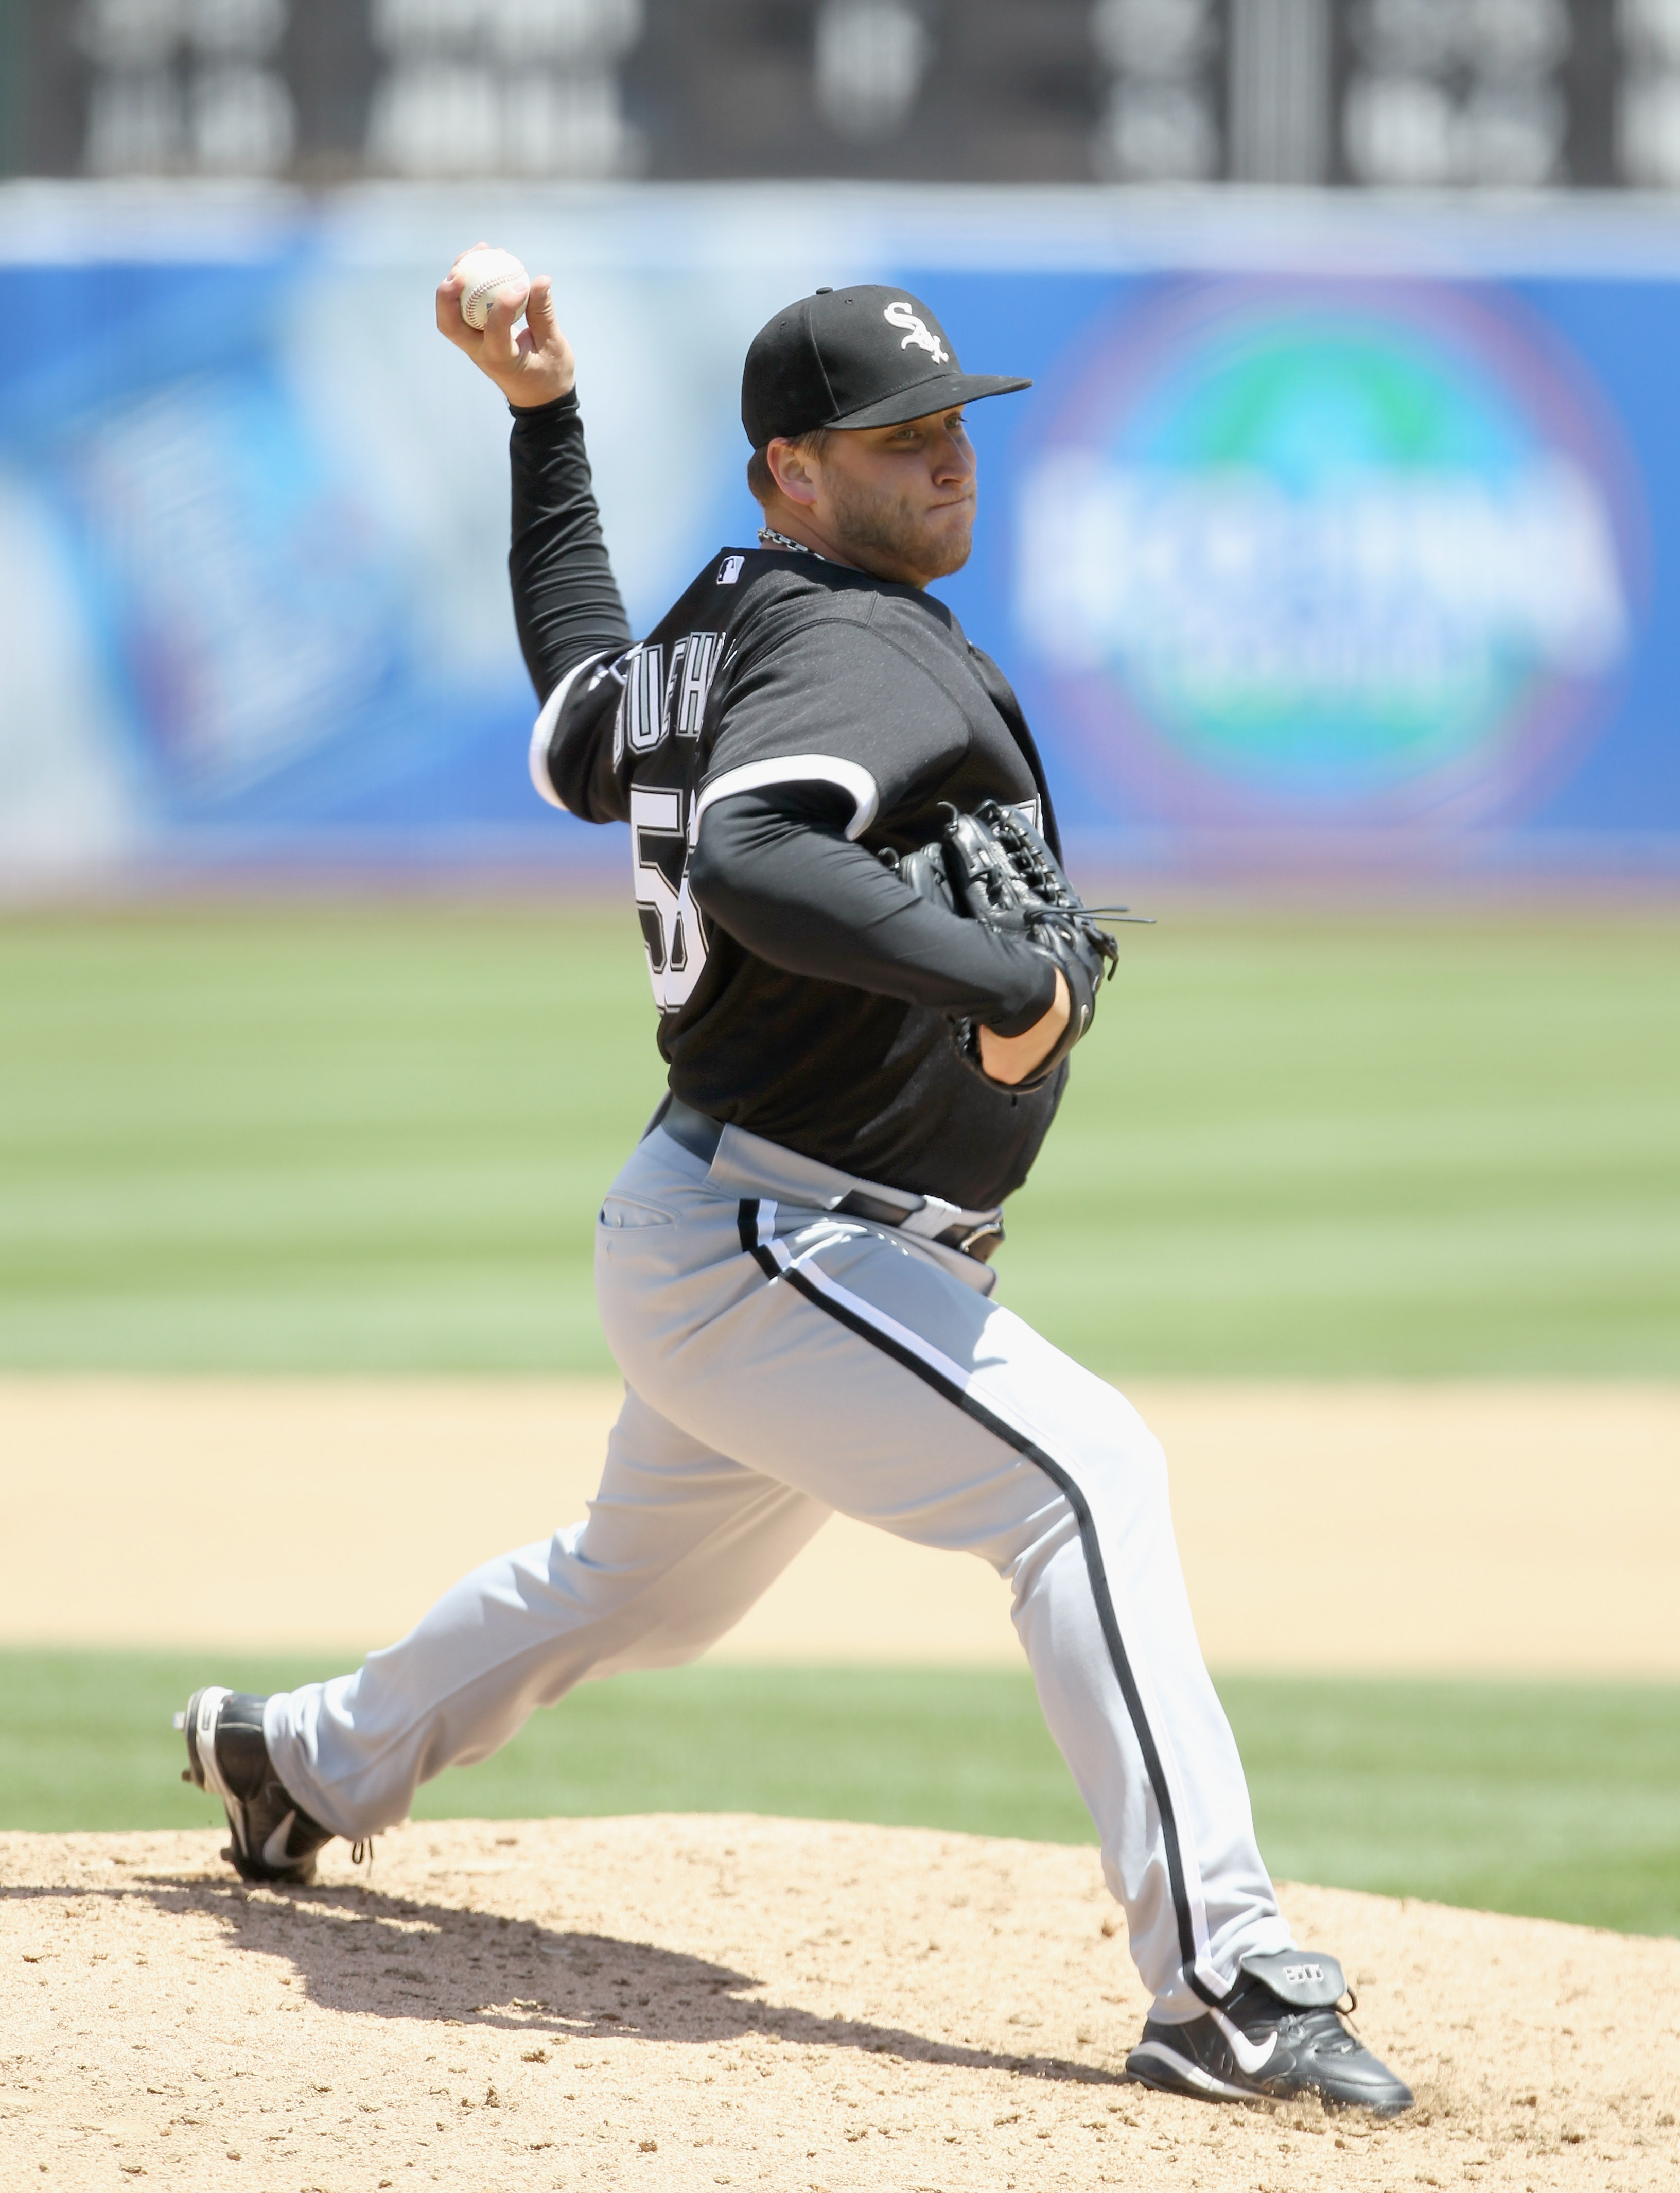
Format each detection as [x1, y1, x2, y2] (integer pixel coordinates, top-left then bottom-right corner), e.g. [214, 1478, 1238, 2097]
[4, 1377, 1678, 1674]
[5, 1814, 1677, 2192]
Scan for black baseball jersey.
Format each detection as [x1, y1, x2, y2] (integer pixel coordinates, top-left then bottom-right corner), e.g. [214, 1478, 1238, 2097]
[514, 397, 1069, 1210]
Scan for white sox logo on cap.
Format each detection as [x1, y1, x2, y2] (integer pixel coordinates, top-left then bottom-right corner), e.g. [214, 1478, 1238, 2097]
[884, 300, 949, 363]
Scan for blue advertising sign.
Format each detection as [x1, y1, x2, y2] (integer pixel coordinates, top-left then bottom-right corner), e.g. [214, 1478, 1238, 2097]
[1, 186, 1676, 879]
[922, 257, 1673, 869]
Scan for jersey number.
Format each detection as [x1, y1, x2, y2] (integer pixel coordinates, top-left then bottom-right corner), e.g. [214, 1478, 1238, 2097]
[631, 787, 708, 1013]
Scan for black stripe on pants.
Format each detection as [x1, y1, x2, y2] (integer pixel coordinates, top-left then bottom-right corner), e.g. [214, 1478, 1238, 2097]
[736, 1196, 1219, 2010]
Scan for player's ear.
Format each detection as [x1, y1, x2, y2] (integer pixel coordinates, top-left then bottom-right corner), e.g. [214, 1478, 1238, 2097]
[766, 436, 820, 508]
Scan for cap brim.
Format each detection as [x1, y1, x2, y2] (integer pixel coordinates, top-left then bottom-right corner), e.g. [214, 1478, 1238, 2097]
[826, 371, 1031, 430]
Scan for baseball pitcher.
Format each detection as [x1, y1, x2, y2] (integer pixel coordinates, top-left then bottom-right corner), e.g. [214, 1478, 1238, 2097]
[179, 262, 1411, 2116]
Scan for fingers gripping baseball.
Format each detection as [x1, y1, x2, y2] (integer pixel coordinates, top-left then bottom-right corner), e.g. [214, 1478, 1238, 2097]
[435, 243, 576, 409]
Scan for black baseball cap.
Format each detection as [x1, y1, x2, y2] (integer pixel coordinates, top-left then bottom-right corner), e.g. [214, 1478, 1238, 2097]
[741, 284, 1030, 447]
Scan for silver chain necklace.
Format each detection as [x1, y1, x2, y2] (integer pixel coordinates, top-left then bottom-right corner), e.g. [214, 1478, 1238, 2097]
[757, 527, 822, 558]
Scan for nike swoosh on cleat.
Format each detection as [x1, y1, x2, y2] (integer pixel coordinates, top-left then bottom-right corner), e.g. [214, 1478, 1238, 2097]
[1212, 2010, 1280, 2076]
[262, 1811, 300, 1870]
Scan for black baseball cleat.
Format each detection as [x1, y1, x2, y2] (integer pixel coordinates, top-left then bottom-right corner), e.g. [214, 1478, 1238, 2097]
[178, 1687, 335, 1885]
[1125, 1948, 1413, 2116]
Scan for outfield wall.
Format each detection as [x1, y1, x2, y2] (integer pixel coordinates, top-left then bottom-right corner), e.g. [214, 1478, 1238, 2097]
[3, 182, 1679, 884]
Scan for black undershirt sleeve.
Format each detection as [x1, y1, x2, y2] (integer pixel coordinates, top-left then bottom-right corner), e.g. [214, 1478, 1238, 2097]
[508, 391, 632, 698]
[690, 786, 1058, 1036]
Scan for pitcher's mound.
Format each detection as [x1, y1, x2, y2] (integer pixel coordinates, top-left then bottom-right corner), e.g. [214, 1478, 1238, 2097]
[4, 1815, 1675, 2189]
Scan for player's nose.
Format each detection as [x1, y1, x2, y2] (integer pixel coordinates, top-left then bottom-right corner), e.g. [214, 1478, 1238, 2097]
[931, 430, 975, 485]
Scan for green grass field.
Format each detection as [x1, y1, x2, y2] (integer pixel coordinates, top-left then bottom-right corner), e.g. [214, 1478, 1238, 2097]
[2, 898, 1676, 1374]
[5, 1652, 1676, 1938]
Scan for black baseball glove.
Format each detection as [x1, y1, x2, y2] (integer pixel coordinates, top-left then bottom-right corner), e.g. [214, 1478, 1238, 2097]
[885, 799, 1147, 1093]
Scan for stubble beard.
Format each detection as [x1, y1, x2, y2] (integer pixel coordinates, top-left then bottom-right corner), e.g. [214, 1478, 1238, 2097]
[827, 473, 975, 583]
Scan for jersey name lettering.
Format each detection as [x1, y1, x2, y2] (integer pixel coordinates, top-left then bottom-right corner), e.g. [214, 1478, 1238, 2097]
[616, 632, 722, 760]
[665, 631, 721, 739]
[630, 785, 708, 1012]
[620, 643, 666, 754]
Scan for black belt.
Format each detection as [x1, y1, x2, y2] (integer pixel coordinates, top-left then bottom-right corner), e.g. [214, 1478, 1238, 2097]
[652, 1096, 1005, 1264]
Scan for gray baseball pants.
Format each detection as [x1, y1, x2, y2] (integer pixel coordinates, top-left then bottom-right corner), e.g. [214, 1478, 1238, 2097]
[266, 1117, 1291, 2022]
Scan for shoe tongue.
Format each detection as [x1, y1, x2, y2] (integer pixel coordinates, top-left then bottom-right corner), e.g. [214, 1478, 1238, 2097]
[1238, 1948, 1346, 2008]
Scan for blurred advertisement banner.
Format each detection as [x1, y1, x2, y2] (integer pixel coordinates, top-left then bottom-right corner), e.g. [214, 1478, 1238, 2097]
[1, 184, 1676, 882]
[1008, 281, 1637, 841]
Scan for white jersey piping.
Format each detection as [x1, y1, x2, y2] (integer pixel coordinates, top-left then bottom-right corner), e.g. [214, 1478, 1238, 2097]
[528, 650, 614, 812]
[689, 754, 880, 844]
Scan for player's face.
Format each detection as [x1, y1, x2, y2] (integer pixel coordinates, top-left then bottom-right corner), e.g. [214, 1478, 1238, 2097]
[812, 408, 977, 585]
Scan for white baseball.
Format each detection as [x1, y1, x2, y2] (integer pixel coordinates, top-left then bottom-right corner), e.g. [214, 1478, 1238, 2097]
[455, 247, 530, 331]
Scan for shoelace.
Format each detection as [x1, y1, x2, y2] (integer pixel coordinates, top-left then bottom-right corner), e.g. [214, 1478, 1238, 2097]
[1275, 2003, 1363, 2055]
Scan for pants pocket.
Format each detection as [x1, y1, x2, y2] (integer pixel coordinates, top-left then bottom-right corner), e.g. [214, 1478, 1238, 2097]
[598, 1194, 676, 1229]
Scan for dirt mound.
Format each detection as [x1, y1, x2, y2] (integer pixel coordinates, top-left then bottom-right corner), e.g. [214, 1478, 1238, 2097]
[3, 1815, 1675, 2189]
